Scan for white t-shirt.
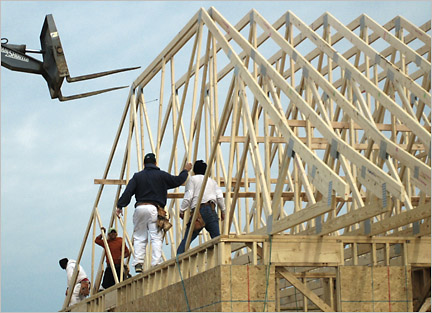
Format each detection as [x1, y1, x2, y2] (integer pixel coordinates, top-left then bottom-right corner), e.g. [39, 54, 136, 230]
[180, 175, 225, 212]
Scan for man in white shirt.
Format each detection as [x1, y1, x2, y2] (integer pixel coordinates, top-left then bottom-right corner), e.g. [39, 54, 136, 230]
[59, 258, 90, 306]
[177, 160, 226, 254]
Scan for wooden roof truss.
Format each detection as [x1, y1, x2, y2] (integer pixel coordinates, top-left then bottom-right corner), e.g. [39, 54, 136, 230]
[62, 7, 431, 307]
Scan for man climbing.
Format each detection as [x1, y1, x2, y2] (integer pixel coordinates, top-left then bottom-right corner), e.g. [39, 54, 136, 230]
[59, 258, 90, 306]
[95, 227, 130, 289]
[177, 160, 226, 254]
[116, 152, 192, 273]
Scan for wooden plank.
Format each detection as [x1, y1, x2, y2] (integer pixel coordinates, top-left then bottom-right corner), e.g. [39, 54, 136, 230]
[271, 241, 342, 265]
[300, 201, 389, 236]
[397, 15, 431, 46]
[346, 203, 431, 236]
[407, 239, 432, 265]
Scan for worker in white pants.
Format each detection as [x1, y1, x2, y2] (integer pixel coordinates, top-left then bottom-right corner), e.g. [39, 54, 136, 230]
[132, 203, 163, 267]
[116, 152, 192, 273]
[59, 258, 90, 306]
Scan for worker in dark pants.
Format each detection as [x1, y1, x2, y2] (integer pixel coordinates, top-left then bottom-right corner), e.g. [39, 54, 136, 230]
[177, 160, 226, 255]
[95, 227, 130, 289]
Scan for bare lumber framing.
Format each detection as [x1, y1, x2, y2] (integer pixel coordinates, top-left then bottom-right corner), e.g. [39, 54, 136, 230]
[63, 7, 430, 311]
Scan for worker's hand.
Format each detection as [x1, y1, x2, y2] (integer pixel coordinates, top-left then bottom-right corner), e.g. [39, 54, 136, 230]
[221, 211, 225, 221]
[179, 211, 185, 220]
[101, 227, 106, 233]
[184, 162, 193, 172]
[116, 208, 123, 217]
[65, 288, 68, 296]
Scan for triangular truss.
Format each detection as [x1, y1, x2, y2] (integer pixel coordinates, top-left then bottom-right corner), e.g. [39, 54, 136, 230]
[63, 7, 430, 308]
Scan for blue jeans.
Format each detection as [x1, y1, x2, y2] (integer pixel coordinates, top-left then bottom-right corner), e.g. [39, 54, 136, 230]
[176, 204, 220, 254]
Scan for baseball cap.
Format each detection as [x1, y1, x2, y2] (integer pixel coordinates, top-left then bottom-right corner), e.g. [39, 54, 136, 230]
[108, 227, 117, 233]
[144, 153, 156, 164]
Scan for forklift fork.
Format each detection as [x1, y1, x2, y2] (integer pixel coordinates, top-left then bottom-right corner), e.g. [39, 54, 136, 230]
[1, 14, 139, 101]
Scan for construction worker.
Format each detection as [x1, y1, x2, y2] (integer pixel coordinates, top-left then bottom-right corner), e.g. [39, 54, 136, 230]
[59, 258, 90, 306]
[177, 160, 226, 254]
[116, 152, 192, 273]
[95, 227, 130, 289]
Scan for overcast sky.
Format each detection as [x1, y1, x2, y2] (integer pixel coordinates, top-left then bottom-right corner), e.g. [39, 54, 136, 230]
[1, 1, 430, 312]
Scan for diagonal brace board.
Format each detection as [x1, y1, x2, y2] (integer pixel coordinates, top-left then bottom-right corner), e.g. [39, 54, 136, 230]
[279, 270, 334, 311]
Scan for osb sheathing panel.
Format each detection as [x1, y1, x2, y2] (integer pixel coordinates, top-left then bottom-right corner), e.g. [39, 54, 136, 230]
[115, 265, 275, 312]
[339, 266, 413, 312]
[220, 265, 275, 312]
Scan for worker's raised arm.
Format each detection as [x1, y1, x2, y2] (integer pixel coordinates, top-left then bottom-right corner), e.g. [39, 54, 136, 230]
[94, 227, 106, 246]
[164, 163, 192, 189]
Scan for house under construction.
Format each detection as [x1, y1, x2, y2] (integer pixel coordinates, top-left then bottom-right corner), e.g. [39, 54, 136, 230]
[61, 7, 431, 312]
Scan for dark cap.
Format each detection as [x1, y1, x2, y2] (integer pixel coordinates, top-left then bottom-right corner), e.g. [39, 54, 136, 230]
[193, 160, 207, 175]
[59, 258, 68, 269]
[144, 153, 156, 164]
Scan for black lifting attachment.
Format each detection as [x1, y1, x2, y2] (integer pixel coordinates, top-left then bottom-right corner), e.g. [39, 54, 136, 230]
[1, 14, 140, 101]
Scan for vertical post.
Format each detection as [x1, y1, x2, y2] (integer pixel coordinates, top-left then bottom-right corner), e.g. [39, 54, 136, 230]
[372, 243, 377, 265]
[91, 214, 96, 295]
[157, 56, 166, 158]
[252, 241, 258, 265]
[385, 243, 390, 266]
[275, 272, 280, 312]
[352, 242, 358, 266]
[303, 277, 308, 312]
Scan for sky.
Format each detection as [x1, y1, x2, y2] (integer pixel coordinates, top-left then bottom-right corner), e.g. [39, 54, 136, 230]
[1, 1, 430, 312]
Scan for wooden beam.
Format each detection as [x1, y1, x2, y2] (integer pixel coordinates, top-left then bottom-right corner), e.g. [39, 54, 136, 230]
[346, 202, 431, 236]
[301, 200, 389, 236]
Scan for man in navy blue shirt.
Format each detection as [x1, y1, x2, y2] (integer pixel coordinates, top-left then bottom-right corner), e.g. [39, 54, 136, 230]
[117, 153, 192, 273]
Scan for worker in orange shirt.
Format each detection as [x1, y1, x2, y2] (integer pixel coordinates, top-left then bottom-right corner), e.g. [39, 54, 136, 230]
[95, 227, 130, 289]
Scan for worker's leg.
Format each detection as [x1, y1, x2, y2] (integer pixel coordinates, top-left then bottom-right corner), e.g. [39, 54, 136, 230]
[101, 266, 115, 289]
[201, 204, 220, 238]
[114, 264, 124, 281]
[132, 205, 151, 266]
[176, 221, 200, 255]
[147, 205, 163, 266]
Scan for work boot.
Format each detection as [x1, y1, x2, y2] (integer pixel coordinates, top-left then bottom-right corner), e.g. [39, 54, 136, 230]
[135, 264, 143, 273]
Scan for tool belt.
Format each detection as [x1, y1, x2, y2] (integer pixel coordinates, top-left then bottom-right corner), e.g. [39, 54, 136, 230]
[156, 206, 172, 233]
[135, 202, 172, 233]
[79, 278, 90, 297]
[190, 201, 215, 231]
